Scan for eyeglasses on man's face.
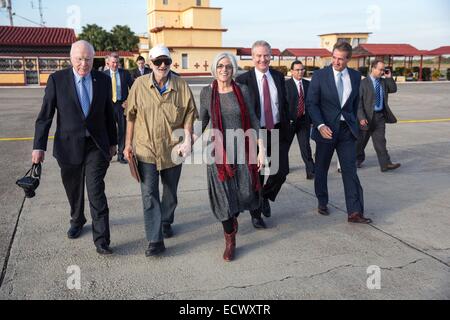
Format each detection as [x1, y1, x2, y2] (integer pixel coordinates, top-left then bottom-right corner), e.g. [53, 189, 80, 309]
[152, 58, 172, 67]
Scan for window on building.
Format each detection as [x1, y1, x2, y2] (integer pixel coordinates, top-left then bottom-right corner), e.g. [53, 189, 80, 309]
[163, 0, 168, 5]
[196, 0, 201, 5]
[182, 54, 188, 69]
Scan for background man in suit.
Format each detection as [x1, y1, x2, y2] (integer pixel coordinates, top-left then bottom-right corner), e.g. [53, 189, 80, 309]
[286, 60, 315, 180]
[32, 40, 118, 255]
[132, 55, 151, 80]
[105, 52, 134, 164]
[307, 42, 372, 224]
[357, 59, 400, 172]
[236, 40, 290, 229]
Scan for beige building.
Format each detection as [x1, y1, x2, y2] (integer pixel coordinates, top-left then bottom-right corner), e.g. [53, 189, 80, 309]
[319, 32, 371, 68]
[147, 0, 236, 75]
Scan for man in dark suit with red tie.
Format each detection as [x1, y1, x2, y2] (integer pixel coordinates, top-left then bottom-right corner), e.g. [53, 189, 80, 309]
[306, 41, 372, 224]
[236, 40, 290, 229]
[286, 60, 315, 180]
[32, 40, 118, 254]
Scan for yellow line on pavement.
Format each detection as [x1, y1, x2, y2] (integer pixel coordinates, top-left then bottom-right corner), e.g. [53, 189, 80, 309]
[0, 136, 54, 142]
[399, 118, 450, 124]
[1, 119, 449, 141]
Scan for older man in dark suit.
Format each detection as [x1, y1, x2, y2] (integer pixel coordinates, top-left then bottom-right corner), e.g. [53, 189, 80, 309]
[357, 59, 400, 172]
[32, 40, 118, 254]
[307, 41, 371, 224]
[286, 60, 315, 180]
[236, 40, 290, 229]
[105, 53, 134, 164]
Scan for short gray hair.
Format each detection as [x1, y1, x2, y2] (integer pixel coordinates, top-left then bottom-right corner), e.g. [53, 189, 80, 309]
[70, 40, 95, 57]
[251, 40, 272, 56]
[211, 52, 239, 78]
[108, 52, 120, 60]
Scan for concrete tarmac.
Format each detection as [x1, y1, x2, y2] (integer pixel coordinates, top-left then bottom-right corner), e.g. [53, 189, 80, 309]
[0, 82, 449, 300]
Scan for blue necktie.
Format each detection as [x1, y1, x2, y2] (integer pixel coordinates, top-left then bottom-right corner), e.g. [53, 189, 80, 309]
[337, 72, 344, 106]
[375, 79, 382, 111]
[80, 77, 90, 117]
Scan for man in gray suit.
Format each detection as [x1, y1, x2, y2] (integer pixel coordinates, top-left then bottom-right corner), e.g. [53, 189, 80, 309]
[356, 59, 400, 172]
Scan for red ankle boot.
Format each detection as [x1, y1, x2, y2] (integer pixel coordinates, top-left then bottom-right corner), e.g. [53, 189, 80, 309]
[223, 230, 236, 262]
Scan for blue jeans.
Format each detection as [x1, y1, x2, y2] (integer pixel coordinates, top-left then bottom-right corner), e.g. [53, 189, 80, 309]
[138, 162, 182, 243]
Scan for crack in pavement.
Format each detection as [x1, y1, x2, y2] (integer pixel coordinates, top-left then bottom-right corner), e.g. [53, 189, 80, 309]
[285, 181, 450, 268]
[0, 196, 26, 290]
[148, 259, 430, 299]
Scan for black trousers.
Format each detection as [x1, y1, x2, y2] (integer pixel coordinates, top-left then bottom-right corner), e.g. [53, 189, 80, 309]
[58, 137, 111, 247]
[315, 122, 364, 214]
[251, 123, 289, 218]
[356, 112, 391, 169]
[288, 117, 315, 175]
[113, 101, 126, 157]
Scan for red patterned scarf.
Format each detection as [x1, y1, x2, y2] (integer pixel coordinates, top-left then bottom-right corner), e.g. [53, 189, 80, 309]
[210, 80, 261, 192]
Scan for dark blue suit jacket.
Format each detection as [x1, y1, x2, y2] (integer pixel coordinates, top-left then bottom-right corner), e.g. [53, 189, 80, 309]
[34, 68, 117, 165]
[104, 68, 134, 102]
[306, 66, 361, 144]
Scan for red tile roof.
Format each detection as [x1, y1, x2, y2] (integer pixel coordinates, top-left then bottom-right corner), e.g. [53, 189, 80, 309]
[237, 48, 282, 56]
[282, 48, 331, 57]
[427, 46, 450, 56]
[95, 51, 136, 58]
[0, 26, 77, 46]
[354, 44, 423, 56]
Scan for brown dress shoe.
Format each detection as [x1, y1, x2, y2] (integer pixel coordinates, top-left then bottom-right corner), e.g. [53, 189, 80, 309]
[318, 206, 330, 216]
[348, 212, 373, 224]
[381, 163, 401, 172]
[223, 230, 236, 262]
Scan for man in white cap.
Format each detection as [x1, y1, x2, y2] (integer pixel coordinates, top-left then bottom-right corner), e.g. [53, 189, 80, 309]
[124, 45, 198, 257]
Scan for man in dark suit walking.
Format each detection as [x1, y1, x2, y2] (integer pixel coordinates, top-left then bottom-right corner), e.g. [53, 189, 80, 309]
[306, 41, 372, 224]
[357, 59, 400, 172]
[32, 40, 118, 254]
[105, 53, 134, 164]
[286, 60, 315, 180]
[131, 55, 151, 80]
[236, 40, 290, 229]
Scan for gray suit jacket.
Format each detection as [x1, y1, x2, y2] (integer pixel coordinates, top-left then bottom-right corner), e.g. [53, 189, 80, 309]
[357, 77, 397, 130]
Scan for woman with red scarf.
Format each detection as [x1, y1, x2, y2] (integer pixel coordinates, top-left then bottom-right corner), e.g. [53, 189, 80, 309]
[198, 53, 265, 262]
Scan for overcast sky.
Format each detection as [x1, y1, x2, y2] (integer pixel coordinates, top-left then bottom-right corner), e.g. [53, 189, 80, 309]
[1, 0, 448, 50]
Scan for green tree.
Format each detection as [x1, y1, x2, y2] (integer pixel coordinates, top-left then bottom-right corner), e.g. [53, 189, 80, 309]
[78, 24, 113, 51]
[111, 25, 139, 51]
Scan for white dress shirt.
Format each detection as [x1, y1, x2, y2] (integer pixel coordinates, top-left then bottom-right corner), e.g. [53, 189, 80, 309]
[254, 69, 280, 128]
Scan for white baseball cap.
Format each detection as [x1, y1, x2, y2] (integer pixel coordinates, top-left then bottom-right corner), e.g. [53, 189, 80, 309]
[149, 45, 171, 60]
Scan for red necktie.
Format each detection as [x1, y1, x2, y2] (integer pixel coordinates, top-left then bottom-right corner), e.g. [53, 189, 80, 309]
[297, 81, 305, 117]
[263, 74, 274, 130]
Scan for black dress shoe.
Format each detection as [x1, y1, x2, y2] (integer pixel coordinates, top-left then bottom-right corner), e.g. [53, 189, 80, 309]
[119, 158, 128, 164]
[262, 199, 271, 218]
[306, 173, 315, 180]
[318, 206, 330, 216]
[162, 224, 174, 238]
[356, 161, 363, 169]
[145, 242, 166, 257]
[67, 225, 83, 239]
[96, 244, 113, 255]
[251, 217, 267, 229]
